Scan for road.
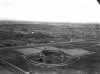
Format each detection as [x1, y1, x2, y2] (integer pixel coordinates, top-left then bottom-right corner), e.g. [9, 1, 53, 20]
[0, 41, 98, 51]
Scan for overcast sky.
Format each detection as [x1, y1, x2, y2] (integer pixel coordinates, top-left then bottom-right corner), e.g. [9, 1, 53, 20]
[0, 0, 100, 23]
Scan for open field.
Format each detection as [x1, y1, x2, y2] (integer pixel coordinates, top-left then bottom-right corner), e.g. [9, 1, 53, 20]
[0, 41, 100, 74]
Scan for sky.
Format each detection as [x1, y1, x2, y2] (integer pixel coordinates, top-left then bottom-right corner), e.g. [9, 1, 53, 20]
[0, 0, 100, 23]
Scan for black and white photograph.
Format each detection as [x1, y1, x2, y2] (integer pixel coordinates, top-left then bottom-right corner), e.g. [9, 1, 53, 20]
[0, 0, 100, 74]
